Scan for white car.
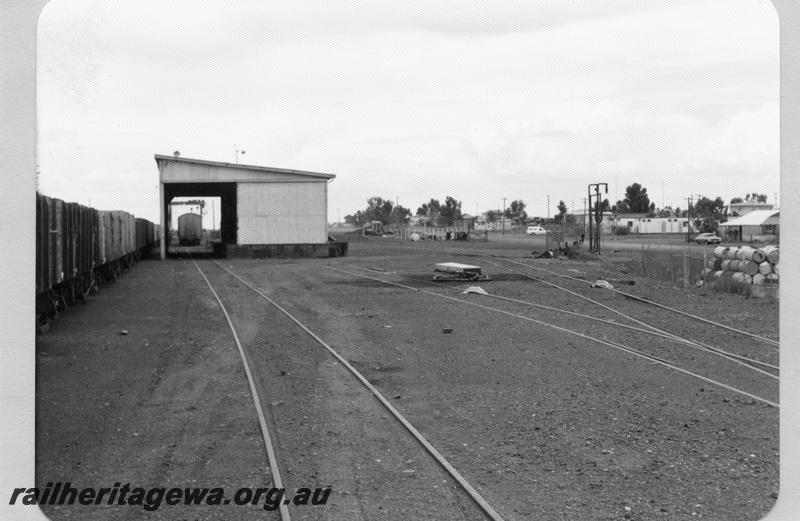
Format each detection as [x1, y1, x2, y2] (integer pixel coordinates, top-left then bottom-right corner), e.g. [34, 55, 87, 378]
[526, 226, 547, 236]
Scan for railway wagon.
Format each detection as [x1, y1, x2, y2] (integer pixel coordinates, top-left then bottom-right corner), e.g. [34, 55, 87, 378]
[36, 192, 160, 329]
[177, 212, 202, 246]
[135, 218, 157, 256]
[36, 193, 158, 327]
[98, 211, 137, 266]
[36, 193, 100, 306]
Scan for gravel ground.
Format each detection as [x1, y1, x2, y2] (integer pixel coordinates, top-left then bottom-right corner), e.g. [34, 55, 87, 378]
[36, 239, 779, 520]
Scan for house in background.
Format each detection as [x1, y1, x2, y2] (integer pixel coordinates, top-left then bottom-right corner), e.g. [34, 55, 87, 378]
[611, 214, 691, 234]
[718, 210, 779, 242]
[569, 209, 615, 234]
[727, 201, 774, 217]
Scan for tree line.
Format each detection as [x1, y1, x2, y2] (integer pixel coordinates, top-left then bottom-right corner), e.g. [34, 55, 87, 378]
[345, 186, 771, 234]
[344, 196, 530, 227]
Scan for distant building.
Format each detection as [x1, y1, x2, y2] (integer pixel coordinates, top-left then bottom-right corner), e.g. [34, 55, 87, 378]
[728, 202, 774, 217]
[718, 210, 779, 242]
[567, 210, 695, 234]
[569, 209, 615, 234]
[408, 215, 431, 226]
[612, 214, 691, 234]
[474, 216, 513, 231]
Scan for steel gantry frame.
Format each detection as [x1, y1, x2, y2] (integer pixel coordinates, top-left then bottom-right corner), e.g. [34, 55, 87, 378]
[587, 182, 608, 254]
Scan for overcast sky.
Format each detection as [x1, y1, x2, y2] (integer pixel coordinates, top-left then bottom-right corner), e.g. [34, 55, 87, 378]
[36, 0, 779, 223]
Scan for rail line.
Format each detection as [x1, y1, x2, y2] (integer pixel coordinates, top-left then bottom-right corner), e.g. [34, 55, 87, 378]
[190, 257, 291, 521]
[368, 241, 778, 348]
[343, 263, 778, 377]
[196, 257, 507, 521]
[496, 257, 780, 348]
[323, 264, 778, 408]
[482, 259, 779, 375]
[356, 243, 780, 369]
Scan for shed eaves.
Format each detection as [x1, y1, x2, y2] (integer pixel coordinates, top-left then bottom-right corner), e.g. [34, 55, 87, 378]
[154, 154, 335, 180]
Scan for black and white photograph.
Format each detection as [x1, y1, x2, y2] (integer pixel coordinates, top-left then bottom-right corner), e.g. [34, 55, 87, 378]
[3, 1, 800, 520]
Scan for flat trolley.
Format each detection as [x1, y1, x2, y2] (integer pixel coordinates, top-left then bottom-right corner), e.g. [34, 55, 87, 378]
[432, 262, 491, 282]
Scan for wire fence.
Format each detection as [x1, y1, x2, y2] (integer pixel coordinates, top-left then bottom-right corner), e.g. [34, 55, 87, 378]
[629, 244, 708, 287]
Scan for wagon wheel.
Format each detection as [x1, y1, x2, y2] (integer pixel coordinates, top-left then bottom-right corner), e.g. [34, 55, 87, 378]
[77, 277, 89, 304]
[87, 272, 100, 294]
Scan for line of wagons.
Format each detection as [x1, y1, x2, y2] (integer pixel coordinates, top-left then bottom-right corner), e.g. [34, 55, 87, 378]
[36, 192, 160, 330]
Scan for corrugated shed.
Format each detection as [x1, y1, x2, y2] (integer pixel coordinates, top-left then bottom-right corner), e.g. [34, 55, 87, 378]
[237, 182, 327, 244]
[719, 210, 779, 227]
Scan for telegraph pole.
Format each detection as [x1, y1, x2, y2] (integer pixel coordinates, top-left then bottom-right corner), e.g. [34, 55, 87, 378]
[502, 197, 507, 235]
[583, 197, 587, 245]
[686, 194, 703, 242]
[234, 145, 246, 164]
[546, 194, 550, 250]
[587, 186, 593, 251]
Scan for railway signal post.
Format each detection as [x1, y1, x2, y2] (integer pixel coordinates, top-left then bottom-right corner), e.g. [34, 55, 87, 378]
[587, 182, 608, 254]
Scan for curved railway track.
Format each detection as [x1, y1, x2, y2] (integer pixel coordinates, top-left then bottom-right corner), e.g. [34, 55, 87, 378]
[495, 257, 779, 347]
[170, 247, 777, 520]
[344, 261, 779, 376]
[355, 240, 779, 349]
[186, 255, 506, 521]
[352, 241, 779, 369]
[324, 262, 778, 408]
[482, 258, 779, 374]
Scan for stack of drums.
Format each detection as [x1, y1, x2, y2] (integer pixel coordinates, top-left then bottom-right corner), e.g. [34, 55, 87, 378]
[702, 245, 779, 286]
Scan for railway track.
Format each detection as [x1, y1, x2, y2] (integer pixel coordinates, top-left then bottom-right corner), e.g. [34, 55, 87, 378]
[323, 261, 778, 408]
[342, 261, 779, 374]
[350, 241, 779, 366]
[186, 255, 506, 521]
[482, 258, 779, 373]
[170, 250, 778, 520]
[493, 257, 779, 347]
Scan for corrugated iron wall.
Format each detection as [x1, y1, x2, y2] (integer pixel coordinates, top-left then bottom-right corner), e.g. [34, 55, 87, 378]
[237, 182, 327, 245]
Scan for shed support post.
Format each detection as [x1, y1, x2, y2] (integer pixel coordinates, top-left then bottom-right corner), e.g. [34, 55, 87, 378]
[159, 182, 166, 260]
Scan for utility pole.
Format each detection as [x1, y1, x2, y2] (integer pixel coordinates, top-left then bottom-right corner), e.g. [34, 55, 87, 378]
[686, 193, 703, 242]
[587, 186, 593, 252]
[234, 145, 246, 164]
[546, 194, 550, 250]
[502, 197, 507, 235]
[583, 197, 587, 244]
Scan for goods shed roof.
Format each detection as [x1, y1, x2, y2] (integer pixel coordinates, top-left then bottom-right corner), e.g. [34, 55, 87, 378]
[719, 210, 779, 227]
[155, 154, 335, 183]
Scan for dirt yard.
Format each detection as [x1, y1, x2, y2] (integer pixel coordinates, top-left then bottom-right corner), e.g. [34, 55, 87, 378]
[36, 238, 779, 521]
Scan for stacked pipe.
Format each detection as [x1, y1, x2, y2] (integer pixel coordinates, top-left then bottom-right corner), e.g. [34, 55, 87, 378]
[701, 245, 779, 286]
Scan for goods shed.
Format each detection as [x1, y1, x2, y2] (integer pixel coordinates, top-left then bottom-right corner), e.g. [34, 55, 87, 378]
[156, 154, 345, 259]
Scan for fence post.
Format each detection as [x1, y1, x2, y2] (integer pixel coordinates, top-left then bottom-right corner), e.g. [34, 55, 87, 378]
[641, 243, 648, 278]
[683, 247, 690, 287]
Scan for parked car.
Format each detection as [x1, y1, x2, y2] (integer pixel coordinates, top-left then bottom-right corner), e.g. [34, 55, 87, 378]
[526, 225, 547, 236]
[694, 232, 722, 244]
